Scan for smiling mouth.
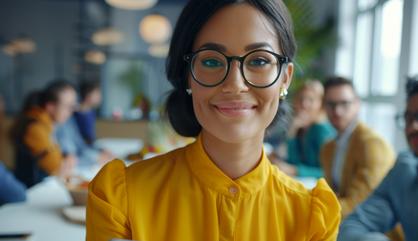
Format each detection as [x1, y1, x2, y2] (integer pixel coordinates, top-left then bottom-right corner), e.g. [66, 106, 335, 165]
[213, 102, 257, 117]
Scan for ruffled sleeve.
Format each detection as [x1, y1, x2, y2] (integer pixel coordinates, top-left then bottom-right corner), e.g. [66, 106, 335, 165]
[86, 159, 131, 241]
[307, 178, 341, 241]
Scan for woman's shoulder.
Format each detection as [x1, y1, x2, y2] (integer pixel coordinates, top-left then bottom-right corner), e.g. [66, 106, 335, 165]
[94, 144, 191, 191]
[270, 169, 341, 237]
[270, 166, 310, 196]
[307, 178, 341, 238]
[271, 167, 334, 197]
[270, 167, 340, 210]
[90, 159, 127, 192]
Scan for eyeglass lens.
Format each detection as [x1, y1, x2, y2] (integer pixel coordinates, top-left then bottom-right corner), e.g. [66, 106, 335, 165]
[190, 49, 280, 87]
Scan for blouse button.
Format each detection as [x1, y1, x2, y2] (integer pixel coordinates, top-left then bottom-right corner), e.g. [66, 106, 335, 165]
[229, 186, 238, 195]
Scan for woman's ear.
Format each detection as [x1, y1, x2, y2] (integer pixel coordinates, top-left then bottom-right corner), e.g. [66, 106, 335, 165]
[281, 63, 294, 90]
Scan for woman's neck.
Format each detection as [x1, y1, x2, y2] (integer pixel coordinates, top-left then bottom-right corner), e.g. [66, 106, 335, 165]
[201, 131, 264, 180]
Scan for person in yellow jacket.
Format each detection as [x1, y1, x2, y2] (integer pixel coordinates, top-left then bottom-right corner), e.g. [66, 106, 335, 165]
[320, 77, 402, 241]
[12, 80, 78, 187]
[86, 1, 341, 240]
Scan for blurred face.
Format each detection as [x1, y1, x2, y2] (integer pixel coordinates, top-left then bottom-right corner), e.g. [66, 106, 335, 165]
[294, 88, 322, 121]
[47, 88, 77, 124]
[86, 88, 102, 108]
[189, 3, 293, 144]
[405, 94, 418, 155]
[324, 85, 359, 133]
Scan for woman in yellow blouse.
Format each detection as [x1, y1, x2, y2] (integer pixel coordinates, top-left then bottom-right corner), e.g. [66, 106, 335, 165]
[86, 0, 341, 240]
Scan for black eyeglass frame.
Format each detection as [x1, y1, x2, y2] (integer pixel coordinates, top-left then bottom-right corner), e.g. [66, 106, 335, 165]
[183, 49, 290, 88]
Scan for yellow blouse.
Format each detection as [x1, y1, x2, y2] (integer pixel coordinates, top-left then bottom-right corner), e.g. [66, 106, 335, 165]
[86, 136, 341, 241]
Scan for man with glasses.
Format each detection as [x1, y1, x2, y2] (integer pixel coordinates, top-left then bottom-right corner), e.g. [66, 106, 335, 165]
[337, 77, 418, 241]
[320, 77, 395, 219]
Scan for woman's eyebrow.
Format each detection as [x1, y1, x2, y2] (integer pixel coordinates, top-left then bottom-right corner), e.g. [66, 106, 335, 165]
[198, 43, 226, 52]
[197, 42, 274, 52]
[244, 42, 274, 51]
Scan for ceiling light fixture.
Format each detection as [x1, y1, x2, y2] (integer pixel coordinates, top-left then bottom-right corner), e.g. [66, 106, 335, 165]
[105, 0, 158, 10]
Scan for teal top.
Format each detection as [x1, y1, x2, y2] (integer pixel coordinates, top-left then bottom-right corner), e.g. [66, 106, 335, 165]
[287, 122, 336, 178]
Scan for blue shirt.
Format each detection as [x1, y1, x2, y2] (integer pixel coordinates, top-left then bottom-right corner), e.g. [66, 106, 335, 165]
[55, 117, 99, 167]
[0, 162, 26, 205]
[338, 151, 418, 241]
[73, 110, 96, 145]
[287, 122, 336, 178]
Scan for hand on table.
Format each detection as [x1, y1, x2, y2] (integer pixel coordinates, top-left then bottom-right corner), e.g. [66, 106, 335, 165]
[97, 149, 115, 165]
[59, 154, 78, 178]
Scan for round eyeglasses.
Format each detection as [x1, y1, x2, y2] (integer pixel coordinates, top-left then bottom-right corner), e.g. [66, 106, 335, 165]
[184, 49, 290, 88]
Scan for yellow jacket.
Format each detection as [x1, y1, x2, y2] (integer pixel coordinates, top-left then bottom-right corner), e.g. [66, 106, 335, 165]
[23, 107, 62, 174]
[87, 135, 341, 241]
[320, 122, 395, 217]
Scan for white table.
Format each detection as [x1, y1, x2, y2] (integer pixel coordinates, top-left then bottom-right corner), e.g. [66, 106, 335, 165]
[0, 177, 85, 241]
[95, 138, 143, 159]
[0, 137, 143, 241]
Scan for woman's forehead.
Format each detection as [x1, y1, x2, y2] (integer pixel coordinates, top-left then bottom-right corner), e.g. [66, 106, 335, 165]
[192, 3, 280, 54]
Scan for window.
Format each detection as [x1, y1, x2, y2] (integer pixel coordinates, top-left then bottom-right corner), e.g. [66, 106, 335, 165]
[335, 0, 418, 151]
[353, 0, 404, 97]
[370, 0, 403, 96]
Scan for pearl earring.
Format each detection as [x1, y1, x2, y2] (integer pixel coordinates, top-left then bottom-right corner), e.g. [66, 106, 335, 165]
[279, 88, 288, 100]
[186, 88, 192, 95]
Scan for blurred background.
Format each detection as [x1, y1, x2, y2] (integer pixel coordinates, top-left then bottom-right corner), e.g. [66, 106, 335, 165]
[0, 0, 417, 239]
[0, 0, 417, 156]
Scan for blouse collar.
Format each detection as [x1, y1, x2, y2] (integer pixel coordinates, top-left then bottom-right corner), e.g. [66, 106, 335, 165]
[186, 134, 271, 197]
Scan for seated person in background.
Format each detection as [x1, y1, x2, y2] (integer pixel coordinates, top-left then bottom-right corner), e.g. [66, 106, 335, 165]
[73, 80, 101, 145]
[271, 80, 335, 178]
[0, 161, 26, 205]
[11, 80, 78, 187]
[55, 117, 113, 168]
[320, 76, 395, 216]
[0, 96, 26, 205]
[321, 77, 402, 240]
[338, 76, 418, 241]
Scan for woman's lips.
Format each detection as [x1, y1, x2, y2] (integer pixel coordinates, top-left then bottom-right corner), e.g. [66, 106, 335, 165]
[213, 102, 257, 117]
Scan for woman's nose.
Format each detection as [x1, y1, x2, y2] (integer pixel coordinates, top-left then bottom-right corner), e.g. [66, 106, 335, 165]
[221, 61, 249, 94]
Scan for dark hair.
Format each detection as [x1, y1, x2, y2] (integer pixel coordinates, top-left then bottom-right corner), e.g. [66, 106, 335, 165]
[265, 99, 292, 139]
[79, 80, 100, 102]
[10, 80, 74, 142]
[165, 0, 296, 137]
[22, 90, 42, 112]
[406, 75, 418, 100]
[39, 80, 75, 107]
[323, 76, 357, 96]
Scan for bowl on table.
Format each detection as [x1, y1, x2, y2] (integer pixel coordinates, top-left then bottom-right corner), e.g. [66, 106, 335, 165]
[65, 177, 89, 206]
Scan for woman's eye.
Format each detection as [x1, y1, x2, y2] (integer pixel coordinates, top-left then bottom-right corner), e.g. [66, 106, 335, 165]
[248, 58, 270, 67]
[201, 59, 224, 68]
